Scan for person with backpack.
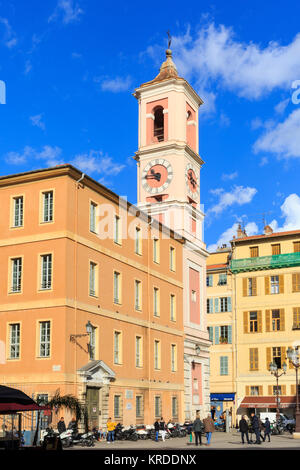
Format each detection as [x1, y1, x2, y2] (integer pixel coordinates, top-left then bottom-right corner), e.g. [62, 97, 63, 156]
[192, 412, 203, 446]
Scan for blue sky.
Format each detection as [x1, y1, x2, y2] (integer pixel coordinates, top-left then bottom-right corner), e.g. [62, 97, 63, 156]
[1, 0, 300, 250]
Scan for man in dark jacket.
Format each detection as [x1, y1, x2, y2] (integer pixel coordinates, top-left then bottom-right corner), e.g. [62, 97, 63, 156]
[57, 417, 66, 434]
[239, 415, 250, 444]
[263, 418, 271, 442]
[154, 420, 160, 442]
[251, 412, 261, 444]
[192, 413, 203, 446]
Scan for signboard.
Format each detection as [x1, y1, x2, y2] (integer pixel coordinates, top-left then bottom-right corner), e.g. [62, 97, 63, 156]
[125, 390, 133, 399]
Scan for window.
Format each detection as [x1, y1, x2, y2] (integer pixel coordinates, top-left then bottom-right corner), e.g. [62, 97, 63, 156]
[136, 395, 143, 418]
[9, 323, 20, 359]
[135, 280, 142, 311]
[153, 288, 160, 317]
[292, 274, 300, 292]
[171, 344, 177, 372]
[172, 397, 178, 418]
[135, 227, 142, 255]
[153, 238, 159, 263]
[271, 309, 280, 331]
[154, 107, 164, 142]
[249, 311, 258, 332]
[89, 262, 97, 296]
[90, 202, 97, 233]
[42, 191, 53, 223]
[206, 275, 213, 287]
[11, 258, 22, 293]
[135, 336, 142, 368]
[114, 215, 121, 244]
[293, 308, 300, 329]
[220, 297, 228, 312]
[114, 395, 121, 419]
[270, 275, 279, 294]
[114, 331, 122, 364]
[220, 356, 228, 375]
[39, 321, 51, 357]
[89, 326, 96, 360]
[218, 273, 227, 285]
[40, 254, 52, 290]
[272, 244, 281, 255]
[215, 325, 232, 344]
[272, 347, 282, 369]
[248, 278, 257, 296]
[169, 247, 175, 272]
[36, 394, 48, 405]
[249, 348, 258, 371]
[207, 298, 213, 314]
[154, 396, 161, 418]
[250, 246, 258, 258]
[13, 196, 23, 227]
[220, 326, 229, 343]
[113, 272, 121, 304]
[250, 386, 259, 396]
[154, 340, 161, 370]
[170, 294, 176, 321]
[294, 241, 300, 253]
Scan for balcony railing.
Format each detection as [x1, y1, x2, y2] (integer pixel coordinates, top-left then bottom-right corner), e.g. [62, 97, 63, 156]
[230, 252, 300, 273]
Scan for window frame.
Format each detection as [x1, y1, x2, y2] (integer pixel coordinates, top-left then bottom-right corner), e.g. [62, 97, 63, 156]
[40, 190, 54, 224]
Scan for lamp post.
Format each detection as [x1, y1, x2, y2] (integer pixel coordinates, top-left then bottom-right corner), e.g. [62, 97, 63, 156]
[70, 321, 93, 356]
[287, 346, 300, 434]
[269, 361, 287, 422]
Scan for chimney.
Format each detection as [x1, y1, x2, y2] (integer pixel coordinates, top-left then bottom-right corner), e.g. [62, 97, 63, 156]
[237, 224, 247, 238]
[264, 225, 273, 235]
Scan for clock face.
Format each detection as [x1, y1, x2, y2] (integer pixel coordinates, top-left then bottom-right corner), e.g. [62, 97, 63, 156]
[185, 163, 199, 199]
[142, 159, 173, 194]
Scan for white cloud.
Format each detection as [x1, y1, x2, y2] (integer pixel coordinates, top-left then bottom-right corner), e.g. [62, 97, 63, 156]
[221, 171, 238, 181]
[274, 98, 290, 115]
[170, 23, 300, 101]
[0, 17, 17, 48]
[71, 150, 125, 176]
[5, 145, 62, 166]
[30, 114, 45, 130]
[219, 113, 231, 127]
[99, 76, 132, 93]
[253, 109, 300, 159]
[48, 0, 84, 24]
[270, 193, 300, 232]
[24, 60, 32, 75]
[207, 221, 259, 252]
[208, 185, 257, 216]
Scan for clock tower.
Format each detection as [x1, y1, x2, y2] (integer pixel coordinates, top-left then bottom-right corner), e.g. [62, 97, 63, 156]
[134, 46, 211, 420]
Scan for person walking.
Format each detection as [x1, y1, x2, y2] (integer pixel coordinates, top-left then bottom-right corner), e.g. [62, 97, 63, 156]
[106, 417, 116, 443]
[192, 412, 203, 446]
[203, 413, 215, 446]
[263, 417, 271, 442]
[57, 417, 66, 434]
[239, 415, 250, 444]
[154, 419, 160, 442]
[159, 417, 166, 442]
[258, 417, 265, 441]
[250, 412, 261, 444]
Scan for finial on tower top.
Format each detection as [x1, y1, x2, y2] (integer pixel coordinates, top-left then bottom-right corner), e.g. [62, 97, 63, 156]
[167, 30, 172, 50]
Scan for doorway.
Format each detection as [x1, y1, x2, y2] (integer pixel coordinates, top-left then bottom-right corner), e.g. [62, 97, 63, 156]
[86, 387, 100, 429]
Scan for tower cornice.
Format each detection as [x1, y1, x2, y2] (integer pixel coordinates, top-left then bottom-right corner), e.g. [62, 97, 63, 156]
[134, 141, 205, 167]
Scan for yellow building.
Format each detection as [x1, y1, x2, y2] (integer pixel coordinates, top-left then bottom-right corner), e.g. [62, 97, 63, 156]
[207, 226, 300, 425]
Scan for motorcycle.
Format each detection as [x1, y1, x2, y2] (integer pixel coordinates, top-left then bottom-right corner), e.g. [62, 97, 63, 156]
[60, 428, 95, 447]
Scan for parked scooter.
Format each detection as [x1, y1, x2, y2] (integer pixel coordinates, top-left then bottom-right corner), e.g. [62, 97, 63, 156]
[59, 428, 95, 447]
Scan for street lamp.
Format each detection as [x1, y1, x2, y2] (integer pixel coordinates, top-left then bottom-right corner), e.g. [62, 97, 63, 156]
[269, 361, 287, 422]
[287, 346, 300, 434]
[70, 321, 93, 355]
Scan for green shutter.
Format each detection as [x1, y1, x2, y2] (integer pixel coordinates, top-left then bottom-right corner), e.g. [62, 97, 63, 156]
[214, 298, 219, 313]
[227, 297, 232, 312]
[228, 325, 232, 344]
[215, 326, 220, 344]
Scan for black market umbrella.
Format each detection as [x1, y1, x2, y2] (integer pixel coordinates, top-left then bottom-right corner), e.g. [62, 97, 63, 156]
[0, 385, 43, 413]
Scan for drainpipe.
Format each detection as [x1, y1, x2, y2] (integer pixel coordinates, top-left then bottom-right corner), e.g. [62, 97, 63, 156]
[147, 217, 153, 423]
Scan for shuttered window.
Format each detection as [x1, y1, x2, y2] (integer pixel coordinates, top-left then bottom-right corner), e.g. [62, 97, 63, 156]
[114, 395, 122, 419]
[136, 395, 144, 418]
[249, 348, 258, 371]
[206, 275, 213, 287]
[292, 274, 300, 292]
[294, 241, 300, 253]
[272, 244, 281, 255]
[172, 396, 178, 418]
[208, 327, 213, 343]
[250, 246, 258, 258]
[220, 356, 228, 375]
[154, 396, 162, 418]
[293, 307, 300, 329]
[207, 298, 213, 313]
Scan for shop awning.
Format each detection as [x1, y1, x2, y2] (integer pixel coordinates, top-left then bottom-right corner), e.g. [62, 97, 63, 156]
[0, 385, 44, 414]
[210, 393, 235, 402]
[240, 396, 296, 409]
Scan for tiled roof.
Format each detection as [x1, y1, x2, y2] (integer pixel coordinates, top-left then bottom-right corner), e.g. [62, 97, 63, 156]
[232, 229, 300, 243]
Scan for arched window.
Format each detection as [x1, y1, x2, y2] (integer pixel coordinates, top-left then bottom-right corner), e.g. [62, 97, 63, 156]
[153, 106, 164, 142]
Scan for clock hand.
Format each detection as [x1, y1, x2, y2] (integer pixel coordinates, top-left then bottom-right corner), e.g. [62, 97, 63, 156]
[145, 171, 161, 182]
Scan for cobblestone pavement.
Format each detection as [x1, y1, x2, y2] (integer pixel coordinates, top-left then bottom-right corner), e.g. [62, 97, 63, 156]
[69, 431, 300, 450]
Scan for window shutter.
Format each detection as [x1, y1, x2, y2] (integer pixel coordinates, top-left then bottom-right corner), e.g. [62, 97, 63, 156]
[292, 274, 297, 292]
[209, 298, 213, 313]
[215, 327, 220, 345]
[281, 347, 286, 368]
[259, 386, 263, 396]
[282, 385, 286, 396]
[279, 275, 284, 294]
[257, 311, 262, 333]
[246, 386, 250, 396]
[243, 278, 247, 297]
[265, 276, 270, 295]
[228, 325, 232, 344]
[227, 297, 232, 312]
[265, 310, 271, 332]
[280, 309, 285, 331]
[243, 311, 248, 334]
[252, 277, 257, 296]
[268, 385, 272, 395]
[214, 298, 219, 313]
[209, 275, 213, 287]
[208, 327, 213, 343]
[266, 348, 271, 370]
[291, 385, 296, 395]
